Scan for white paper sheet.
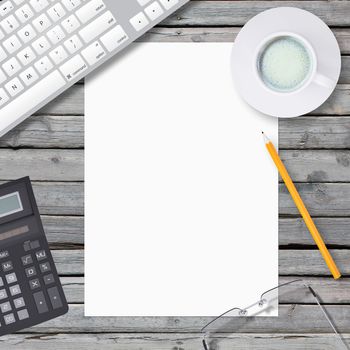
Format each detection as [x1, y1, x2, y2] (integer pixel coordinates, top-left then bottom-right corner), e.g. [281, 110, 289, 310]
[85, 43, 278, 316]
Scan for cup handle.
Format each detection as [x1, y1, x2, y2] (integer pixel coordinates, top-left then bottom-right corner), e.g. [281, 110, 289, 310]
[314, 73, 335, 89]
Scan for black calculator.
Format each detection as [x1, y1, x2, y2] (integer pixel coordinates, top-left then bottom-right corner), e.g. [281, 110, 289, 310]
[0, 177, 68, 335]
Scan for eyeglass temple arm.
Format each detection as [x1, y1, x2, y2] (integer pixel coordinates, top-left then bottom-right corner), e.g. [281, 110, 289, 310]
[307, 286, 348, 350]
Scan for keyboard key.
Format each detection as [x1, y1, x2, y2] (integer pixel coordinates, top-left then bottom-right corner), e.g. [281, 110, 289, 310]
[0, 289, 7, 300]
[32, 36, 51, 55]
[30, 240, 40, 249]
[100, 26, 128, 53]
[25, 266, 37, 277]
[17, 308, 29, 320]
[32, 13, 51, 33]
[59, 54, 87, 81]
[0, 69, 6, 84]
[43, 273, 54, 285]
[17, 46, 36, 66]
[76, 0, 105, 24]
[0, 301, 12, 313]
[29, 278, 41, 290]
[47, 286, 63, 309]
[3, 57, 21, 76]
[5, 77, 24, 97]
[81, 41, 105, 65]
[0, 89, 9, 107]
[47, 3, 66, 22]
[33, 291, 48, 313]
[62, 0, 81, 12]
[0, 46, 7, 63]
[61, 14, 80, 34]
[4, 313, 15, 325]
[15, 4, 34, 23]
[49, 45, 68, 64]
[35, 250, 47, 261]
[0, 70, 66, 136]
[39, 261, 51, 273]
[9, 284, 21, 296]
[129, 12, 149, 32]
[159, 0, 178, 10]
[18, 24, 37, 43]
[0, 14, 19, 34]
[79, 11, 116, 44]
[144, 1, 164, 21]
[3, 34, 22, 54]
[5, 272, 17, 284]
[35, 56, 53, 75]
[29, 0, 49, 12]
[137, 0, 152, 5]
[47, 24, 65, 44]
[1, 261, 13, 272]
[64, 35, 83, 54]
[13, 297, 25, 309]
[20, 66, 39, 86]
[0, 1, 14, 17]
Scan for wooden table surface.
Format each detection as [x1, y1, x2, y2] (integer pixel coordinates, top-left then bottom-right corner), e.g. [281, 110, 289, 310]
[1, 1, 349, 348]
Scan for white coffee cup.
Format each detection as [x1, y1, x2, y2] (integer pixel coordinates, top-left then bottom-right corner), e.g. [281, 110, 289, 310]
[253, 32, 334, 94]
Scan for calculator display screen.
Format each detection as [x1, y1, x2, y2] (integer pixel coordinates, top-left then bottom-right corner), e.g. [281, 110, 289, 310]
[0, 192, 23, 218]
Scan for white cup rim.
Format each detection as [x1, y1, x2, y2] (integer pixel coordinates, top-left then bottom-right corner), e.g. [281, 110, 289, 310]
[253, 31, 318, 95]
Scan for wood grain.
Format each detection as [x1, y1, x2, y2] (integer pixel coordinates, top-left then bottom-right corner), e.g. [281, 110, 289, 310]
[162, 1, 350, 27]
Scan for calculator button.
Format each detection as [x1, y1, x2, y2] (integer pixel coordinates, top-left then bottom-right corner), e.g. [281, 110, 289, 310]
[21, 254, 33, 266]
[9, 284, 21, 296]
[5, 272, 17, 284]
[30, 240, 40, 249]
[0, 251, 9, 259]
[43, 273, 54, 285]
[25, 266, 37, 277]
[23, 241, 31, 252]
[29, 278, 41, 290]
[0, 277, 3, 287]
[35, 250, 47, 261]
[0, 289, 8, 300]
[33, 291, 48, 313]
[39, 262, 51, 273]
[4, 313, 15, 325]
[47, 286, 63, 309]
[14, 297, 25, 309]
[17, 308, 29, 320]
[2, 261, 13, 272]
[0, 301, 11, 313]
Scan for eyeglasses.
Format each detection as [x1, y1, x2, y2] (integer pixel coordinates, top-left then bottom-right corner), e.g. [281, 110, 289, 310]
[201, 279, 348, 350]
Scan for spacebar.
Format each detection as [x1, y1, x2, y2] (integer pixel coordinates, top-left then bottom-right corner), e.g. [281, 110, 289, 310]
[0, 70, 66, 137]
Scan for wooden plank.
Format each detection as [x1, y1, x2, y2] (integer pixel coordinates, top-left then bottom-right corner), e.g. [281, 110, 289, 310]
[51, 250, 83, 275]
[0, 116, 84, 149]
[279, 183, 350, 216]
[279, 150, 350, 182]
[143, 27, 350, 54]
[31, 182, 83, 216]
[18, 304, 350, 333]
[55, 276, 350, 304]
[3, 149, 350, 182]
[42, 216, 83, 246]
[0, 150, 83, 181]
[53, 249, 350, 276]
[279, 117, 350, 150]
[161, 1, 350, 27]
[280, 218, 350, 246]
[36, 83, 350, 116]
[0, 333, 348, 349]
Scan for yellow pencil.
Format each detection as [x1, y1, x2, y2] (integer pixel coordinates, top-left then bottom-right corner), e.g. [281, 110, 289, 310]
[262, 132, 341, 280]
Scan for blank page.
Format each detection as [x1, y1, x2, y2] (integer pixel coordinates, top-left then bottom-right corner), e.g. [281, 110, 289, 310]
[85, 43, 278, 316]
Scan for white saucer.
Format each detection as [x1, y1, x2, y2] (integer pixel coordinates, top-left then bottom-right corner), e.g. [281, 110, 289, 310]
[231, 7, 341, 118]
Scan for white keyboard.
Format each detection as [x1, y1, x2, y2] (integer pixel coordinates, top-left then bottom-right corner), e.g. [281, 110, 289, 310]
[0, 0, 189, 136]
